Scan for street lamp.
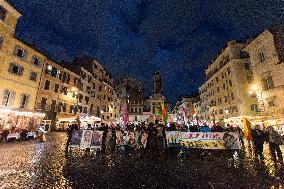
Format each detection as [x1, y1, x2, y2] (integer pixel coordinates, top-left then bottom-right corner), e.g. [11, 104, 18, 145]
[100, 110, 104, 122]
[225, 109, 229, 119]
[71, 87, 79, 113]
[249, 84, 265, 112]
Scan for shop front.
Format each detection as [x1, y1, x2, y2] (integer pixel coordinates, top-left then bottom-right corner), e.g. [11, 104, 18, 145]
[0, 108, 45, 132]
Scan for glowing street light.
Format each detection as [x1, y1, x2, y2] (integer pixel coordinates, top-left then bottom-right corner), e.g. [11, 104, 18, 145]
[251, 84, 258, 91]
[100, 110, 104, 122]
[71, 87, 77, 92]
[249, 84, 265, 111]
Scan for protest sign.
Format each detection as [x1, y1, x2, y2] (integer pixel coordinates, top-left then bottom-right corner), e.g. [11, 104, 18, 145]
[90, 131, 104, 149]
[69, 130, 83, 147]
[69, 130, 104, 149]
[125, 131, 137, 148]
[80, 130, 93, 148]
[137, 131, 148, 148]
[166, 131, 241, 149]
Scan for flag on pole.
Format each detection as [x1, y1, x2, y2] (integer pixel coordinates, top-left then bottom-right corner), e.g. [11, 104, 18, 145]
[242, 116, 252, 141]
[161, 102, 167, 124]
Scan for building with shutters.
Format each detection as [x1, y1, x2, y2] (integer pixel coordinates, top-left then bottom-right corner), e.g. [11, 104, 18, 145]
[0, 1, 121, 131]
[34, 59, 84, 124]
[243, 24, 284, 118]
[114, 76, 146, 123]
[71, 56, 121, 123]
[0, 1, 45, 130]
[174, 95, 199, 124]
[198, 40, 259, 122]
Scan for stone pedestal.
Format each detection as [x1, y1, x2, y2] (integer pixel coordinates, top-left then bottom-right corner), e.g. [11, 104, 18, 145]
[148, 94, 164, 122]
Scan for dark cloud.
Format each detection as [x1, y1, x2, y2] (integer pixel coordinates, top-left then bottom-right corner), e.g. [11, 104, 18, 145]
[8, 0, 284, 103]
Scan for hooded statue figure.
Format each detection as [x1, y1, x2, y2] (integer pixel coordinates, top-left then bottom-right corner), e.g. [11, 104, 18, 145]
[152, 71, 162, 94]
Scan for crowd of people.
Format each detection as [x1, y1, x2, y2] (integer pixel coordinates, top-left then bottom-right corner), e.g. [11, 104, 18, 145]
[66, 122, 167, 155]
[66, 121, 284, 164]
[251, 124, 283, 163]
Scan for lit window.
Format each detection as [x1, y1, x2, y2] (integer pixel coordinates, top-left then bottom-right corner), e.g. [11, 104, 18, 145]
[47, 65, 52, 70]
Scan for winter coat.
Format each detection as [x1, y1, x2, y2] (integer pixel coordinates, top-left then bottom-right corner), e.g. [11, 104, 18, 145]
[267, 126, 283, 145]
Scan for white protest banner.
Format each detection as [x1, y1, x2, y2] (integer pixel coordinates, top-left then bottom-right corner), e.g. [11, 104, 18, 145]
[166, 131, 241, 149]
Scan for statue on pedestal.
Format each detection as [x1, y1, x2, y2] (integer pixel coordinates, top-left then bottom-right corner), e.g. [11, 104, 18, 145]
[152, 71, 162, 95]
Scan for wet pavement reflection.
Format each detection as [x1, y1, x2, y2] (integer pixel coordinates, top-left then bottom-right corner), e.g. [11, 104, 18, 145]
[0, 132, 283, 189]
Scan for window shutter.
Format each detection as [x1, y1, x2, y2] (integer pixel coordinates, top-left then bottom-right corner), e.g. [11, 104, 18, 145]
[20, 94, 24, 108]
[268, 76, 274, 89]
[22, 50, 27, 60]
[24, 95, 30, 108]
[0, 90, 4, 105]
[262, 78, 267, 90]
[1, 90, 9, 106]
[13, 46, 19, 56]
[7, 91, 16, 107]
[8, 63, 14, 73]
[18, 66, 24, 76]
[0, 37, 3, 48]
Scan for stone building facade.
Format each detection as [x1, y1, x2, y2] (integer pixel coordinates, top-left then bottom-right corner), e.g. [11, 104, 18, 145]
[35, 59, 82, 121]
[115, 76, 145, 123]
[0, 1, 121, 130]
[243, 25, 284, 117]
[176, 96, 199, 115]
[199, 40, 258, 121]
[0, 1, 44, 113]
[0, 1, 46, 130]
[72, 57, 120, 123]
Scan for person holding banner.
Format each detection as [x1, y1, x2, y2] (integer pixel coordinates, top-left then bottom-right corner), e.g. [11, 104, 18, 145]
[146, 123, 158, 155]
[267, 125, 283, 164]
[251, 125, 266, 161]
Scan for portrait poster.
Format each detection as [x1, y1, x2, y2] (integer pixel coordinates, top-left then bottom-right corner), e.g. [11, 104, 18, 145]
[137, 131, 148, 148]
[69, 130, 83, 147]
[116, 130, 127, 146]
[80, 130, 93, 148]
[125, 131, 137, 147]
[90, 130, 104, 149]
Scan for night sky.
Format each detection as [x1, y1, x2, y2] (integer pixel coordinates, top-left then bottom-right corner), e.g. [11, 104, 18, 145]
[7, 0, 284, 104]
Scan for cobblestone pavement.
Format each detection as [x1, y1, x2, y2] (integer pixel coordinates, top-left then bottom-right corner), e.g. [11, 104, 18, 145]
[0, 132, 283, 189]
